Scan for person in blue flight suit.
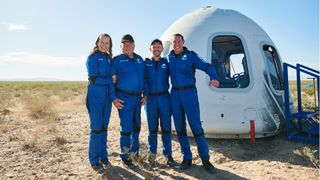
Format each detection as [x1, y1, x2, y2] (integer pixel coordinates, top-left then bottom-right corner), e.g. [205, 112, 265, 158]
[168, 33, 220, 174]
[86, 33, 114, 172]
[110, 34, 147, 168]
[145, 39, 177, 167]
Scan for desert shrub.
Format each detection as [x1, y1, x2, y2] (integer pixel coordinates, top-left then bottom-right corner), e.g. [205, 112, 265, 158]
[0, 91, 12, 110]
[23, 94, 58, 122]
[23, 132, 40, 149]
[0, 91, 12, 123]
[42, 90, 54, 97]
[0, 124, 8, 133]
[293, 147, 319, 168]
[9, 133, 20, 142]
[56, 89, 73, 101]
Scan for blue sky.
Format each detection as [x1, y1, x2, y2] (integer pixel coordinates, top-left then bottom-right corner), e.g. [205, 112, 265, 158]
[0, 0, 319, 81]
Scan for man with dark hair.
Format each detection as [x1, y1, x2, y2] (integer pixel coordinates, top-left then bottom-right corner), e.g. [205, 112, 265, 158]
[145, 39, 177, 167]
[168, 33, 219, 173]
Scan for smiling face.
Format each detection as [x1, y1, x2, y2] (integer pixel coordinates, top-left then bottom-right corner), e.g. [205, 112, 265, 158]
[150, 42, 163, 60]
[171, 35, 184, 54]
[97, 36, 110, 53]
[121, 41, 135, 57]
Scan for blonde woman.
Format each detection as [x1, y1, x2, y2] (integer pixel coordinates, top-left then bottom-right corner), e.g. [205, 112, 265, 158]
[86, 33, 113, 172]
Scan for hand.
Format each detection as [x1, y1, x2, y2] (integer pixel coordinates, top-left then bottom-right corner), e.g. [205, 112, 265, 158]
[88, 76, 96, 84]
[112, 75, 117, 84]
[113, 98, 124, 109]
[209, 80, 220, 88]
[141, 96, 147, 106]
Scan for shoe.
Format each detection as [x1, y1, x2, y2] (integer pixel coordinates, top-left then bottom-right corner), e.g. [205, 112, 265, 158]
[122, 158, 134, 168]
[91, 163, 104, 173]
[166, 156, 178, 167]
[100, 159, 111, 169]
[179, 159, 192, 170]
[202, 159, 216, 174]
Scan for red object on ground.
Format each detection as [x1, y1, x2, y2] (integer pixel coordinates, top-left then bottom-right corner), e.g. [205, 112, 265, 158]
[250, 120, 255, 144]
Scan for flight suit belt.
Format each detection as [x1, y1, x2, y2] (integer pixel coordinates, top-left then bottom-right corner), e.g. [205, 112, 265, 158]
[172, 85, 195, 91]
[149, 90, 168, 96]
[88, 81, 109, 86]
[116, 88, 142, 96]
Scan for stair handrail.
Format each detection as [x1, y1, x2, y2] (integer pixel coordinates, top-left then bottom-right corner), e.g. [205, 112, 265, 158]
[297, 63, 320, 74]
[296, 63, 319, 112]
[283, 62, 319, 141]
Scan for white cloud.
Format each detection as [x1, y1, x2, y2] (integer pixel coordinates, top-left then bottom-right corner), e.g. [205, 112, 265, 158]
[0, 52, 86, 66]
[1, 22, 28, 31]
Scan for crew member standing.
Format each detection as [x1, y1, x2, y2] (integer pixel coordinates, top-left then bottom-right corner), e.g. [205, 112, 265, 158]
[110, 34, 147, 168]
[145, 39, 177, 167]
[168, 33, 219, 173]
[86, 33, 113, 172]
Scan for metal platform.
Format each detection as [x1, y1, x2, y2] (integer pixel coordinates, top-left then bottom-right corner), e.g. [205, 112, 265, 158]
[283, 63, 319, 144]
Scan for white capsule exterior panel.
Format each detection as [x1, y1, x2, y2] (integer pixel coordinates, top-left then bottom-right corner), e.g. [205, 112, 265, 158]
[161, 6, 288, 138]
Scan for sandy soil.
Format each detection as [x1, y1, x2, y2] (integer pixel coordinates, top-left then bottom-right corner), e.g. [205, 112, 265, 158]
[0, 95, 319, 180]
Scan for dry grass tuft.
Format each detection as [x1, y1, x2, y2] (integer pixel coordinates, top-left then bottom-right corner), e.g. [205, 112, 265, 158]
[0, 91, 13, 132]
[0, 125, 9, 133]
[293, 147, 319, 168]
[0, 91, 12, 110]
[0, 82, 88, 152]
[0, 109, 11, 124]
[0, 91, 13, 122]
[20, 125, 69, 151]
[22, 94, 58, 122]
[22, 132, 40, 150]
[9, 133, 20, 142]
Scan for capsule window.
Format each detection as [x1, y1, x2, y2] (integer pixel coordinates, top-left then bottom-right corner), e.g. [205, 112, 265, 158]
[211, 35, 249, 88]
[263, 45, 284, 90]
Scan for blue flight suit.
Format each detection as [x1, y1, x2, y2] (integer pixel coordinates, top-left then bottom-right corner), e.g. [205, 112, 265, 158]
[110, 53, 147, 160]
[168, 47, 218, 161]
[86, 51, 113, 165]
[145, 57, 172, 157]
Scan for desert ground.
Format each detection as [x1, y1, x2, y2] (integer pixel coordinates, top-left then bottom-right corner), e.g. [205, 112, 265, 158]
[0, 82, 319, 179]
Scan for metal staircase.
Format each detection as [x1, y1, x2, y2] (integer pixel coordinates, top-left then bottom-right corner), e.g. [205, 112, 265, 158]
[283, 63, 319, 144]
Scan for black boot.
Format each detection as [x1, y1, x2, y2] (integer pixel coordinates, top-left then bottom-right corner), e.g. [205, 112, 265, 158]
[166, 156, 178, 167]
[179, 159, 192, 170]
[122, 158, 134, 168]
[202, 159, 216, 174]
[91, 163, 104, 173]
[100, 159, 111, 169]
